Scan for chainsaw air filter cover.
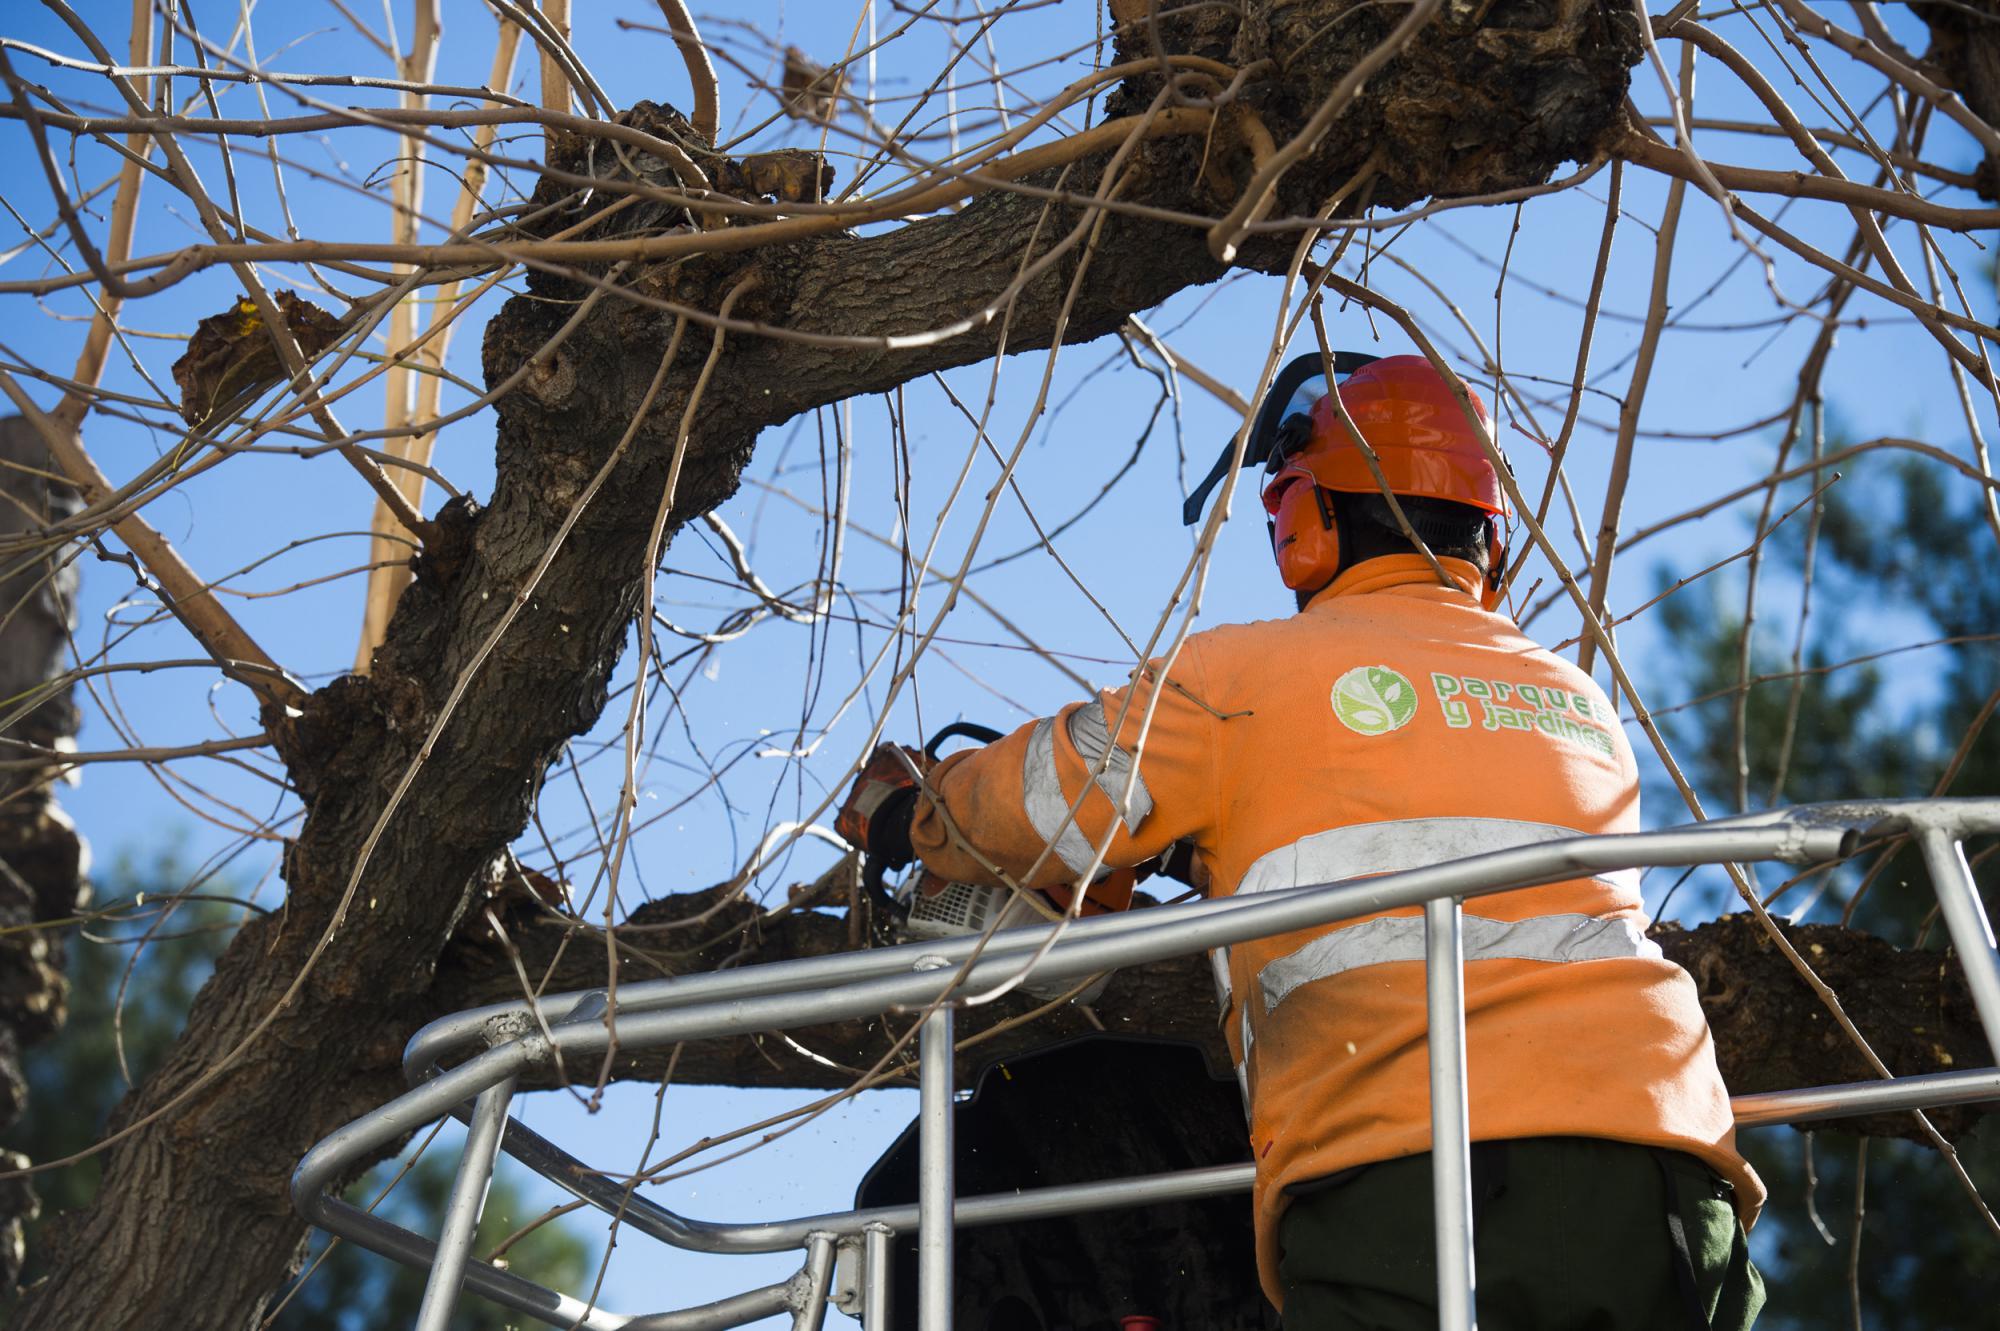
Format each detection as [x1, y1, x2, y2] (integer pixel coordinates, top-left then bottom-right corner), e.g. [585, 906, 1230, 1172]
[902, 877, 1012, 940]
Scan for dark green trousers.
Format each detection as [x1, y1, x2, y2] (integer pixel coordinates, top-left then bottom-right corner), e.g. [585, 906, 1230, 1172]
[1279, 1137, 1764, 1331]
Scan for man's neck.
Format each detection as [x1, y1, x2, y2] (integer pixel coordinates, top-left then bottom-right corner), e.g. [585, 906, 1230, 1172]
[1298, 554, 1486, 610]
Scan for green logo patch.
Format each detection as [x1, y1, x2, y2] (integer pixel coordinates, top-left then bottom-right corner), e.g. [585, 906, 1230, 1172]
[1332, 665, 1418, 736]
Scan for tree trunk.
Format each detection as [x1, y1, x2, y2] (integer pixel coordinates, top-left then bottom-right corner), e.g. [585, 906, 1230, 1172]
[0, 416, 86, 1290]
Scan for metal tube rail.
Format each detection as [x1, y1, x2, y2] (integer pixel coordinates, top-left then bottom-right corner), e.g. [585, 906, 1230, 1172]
[1425, 899, 1475, 1331]
[402, 802, 1937, 1084]
[622, 1280, 797, 1331]
[863, 1223, 894, 1331]
[401, 877, 1433, 1084]
[402, 891, 1305, 1085]
[792, 1233, 837, 1331]
[917, 993, 955, 1331]
[1732, 1065, 2000, 1126]
[359, 819, 1862, 1260]
[292, 1191, 635, 1330]
[604, 835, 1844, 1053]
[518, 1064, 2000, 1260]
[414, 1074, 517, 1331]
[295, 818, 1857, 1301]
[293, 800, 2000, 1331]
[295, 1066, 2000, 1331]
[1920, 828, 2000, 1062]
[504, 1111, 1255, 1251]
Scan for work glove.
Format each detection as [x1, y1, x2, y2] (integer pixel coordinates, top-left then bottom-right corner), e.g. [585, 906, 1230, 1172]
[835, 743, 931, 870]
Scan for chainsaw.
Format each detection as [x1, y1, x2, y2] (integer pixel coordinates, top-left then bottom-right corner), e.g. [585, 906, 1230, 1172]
[838, 721, 1125, 1001]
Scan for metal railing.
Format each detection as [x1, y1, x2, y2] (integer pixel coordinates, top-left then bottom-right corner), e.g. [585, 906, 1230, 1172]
[293, 799, 2000, 1331]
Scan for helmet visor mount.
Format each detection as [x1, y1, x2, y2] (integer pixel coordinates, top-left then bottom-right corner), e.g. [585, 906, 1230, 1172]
[1181, 350, 1379, 526]
[1261, 379, 1324, 478]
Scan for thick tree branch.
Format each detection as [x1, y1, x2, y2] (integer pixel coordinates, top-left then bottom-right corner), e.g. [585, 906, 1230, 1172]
[430, 889, 1996, 1147]
[653, 0, 718, 145]
[1615, 128, 2000, 231]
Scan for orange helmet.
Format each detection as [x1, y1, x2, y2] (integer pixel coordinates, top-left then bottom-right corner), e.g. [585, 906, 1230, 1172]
[1281, 356, 1508, 515]
[1184, 351, 1509, 606]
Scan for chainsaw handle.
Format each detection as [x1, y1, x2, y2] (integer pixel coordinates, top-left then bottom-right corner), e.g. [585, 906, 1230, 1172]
[923, 720, 1004, 761]
[852, 722, 1001, 924]
[862, 844, 894, 906]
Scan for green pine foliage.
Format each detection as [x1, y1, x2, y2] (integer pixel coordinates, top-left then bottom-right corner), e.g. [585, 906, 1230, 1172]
[2, 851, 593, 1330]
[1648, 453, 2000, 1327]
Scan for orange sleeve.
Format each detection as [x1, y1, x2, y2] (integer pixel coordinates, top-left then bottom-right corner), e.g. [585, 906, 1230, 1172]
[908, 640, 1222, 895]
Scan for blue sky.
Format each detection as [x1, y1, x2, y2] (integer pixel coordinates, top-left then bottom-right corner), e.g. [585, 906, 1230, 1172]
[3, 1, 1993, 1324]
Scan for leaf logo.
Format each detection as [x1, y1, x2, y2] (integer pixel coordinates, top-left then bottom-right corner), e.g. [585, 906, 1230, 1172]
[1331, 665, 1418, 736]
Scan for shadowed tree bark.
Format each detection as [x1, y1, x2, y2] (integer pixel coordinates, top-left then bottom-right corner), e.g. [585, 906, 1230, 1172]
[14, 5, 1992, 1327]
[430, 889, 1996, 1145]
[1915, 0, 2000, 199]
[0, 416, 85, 1291]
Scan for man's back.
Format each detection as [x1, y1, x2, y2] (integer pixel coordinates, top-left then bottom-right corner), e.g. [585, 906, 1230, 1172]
[907, 555, 1761, 1307]
[1167, 557, 1758, 1302]
[1178, 553, 1636, 898]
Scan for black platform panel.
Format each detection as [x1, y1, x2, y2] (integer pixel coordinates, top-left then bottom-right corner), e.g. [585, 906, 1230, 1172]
[856, 1036, 1276, 1331]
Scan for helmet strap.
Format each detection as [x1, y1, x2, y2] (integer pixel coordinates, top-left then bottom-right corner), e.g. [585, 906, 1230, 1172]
[1331, 488, 1357, 579]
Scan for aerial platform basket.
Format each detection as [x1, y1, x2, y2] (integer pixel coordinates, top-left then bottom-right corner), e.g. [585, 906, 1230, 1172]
[293, 798, 2000, 1331]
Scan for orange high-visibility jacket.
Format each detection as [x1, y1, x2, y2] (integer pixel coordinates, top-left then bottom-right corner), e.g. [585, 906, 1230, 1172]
[908, 554, 1763, 1306]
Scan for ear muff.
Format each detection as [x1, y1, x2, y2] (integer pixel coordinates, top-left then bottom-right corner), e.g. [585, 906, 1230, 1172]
[1263, 465, 1341, 592]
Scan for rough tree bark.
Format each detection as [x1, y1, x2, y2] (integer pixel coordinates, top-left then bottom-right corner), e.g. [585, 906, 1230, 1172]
[1915, 0, 2000, 200]
[0, 416, 86, 1290]
[14, 4, 1985, 1327]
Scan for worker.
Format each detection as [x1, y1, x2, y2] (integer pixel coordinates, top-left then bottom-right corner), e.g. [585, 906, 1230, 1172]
[838, 352, 1765, 1330]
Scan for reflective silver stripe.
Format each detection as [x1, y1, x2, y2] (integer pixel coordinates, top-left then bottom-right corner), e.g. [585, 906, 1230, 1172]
[1022, 718, 1102, 877]
[1214, 948, 1243, 1111]
[1233, 1005, 1254, 1112]
[1235, 817, 1641, 900]
[1209, 946, 1233, 1009]
[1259, 912, 1661, 1013]
[1066, 700, 1154, 833]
